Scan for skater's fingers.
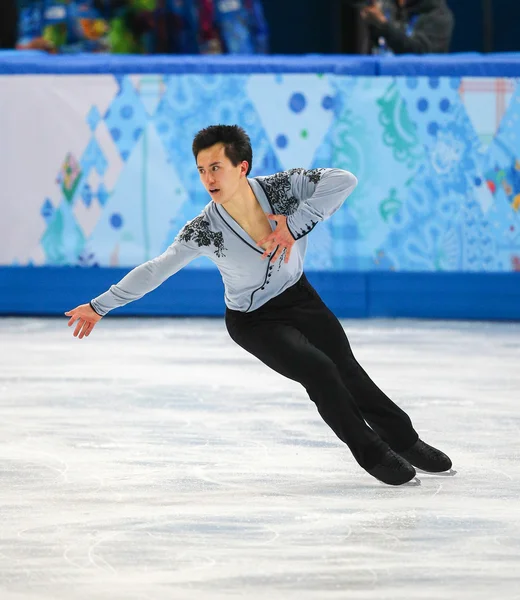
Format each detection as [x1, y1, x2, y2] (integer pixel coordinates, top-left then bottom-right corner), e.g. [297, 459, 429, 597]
[260, 241, 275, 260]
[67, 315, 79, 327]
[73, 319, 84, 338]
[78, 320, 90, 339]
[83, 320, 96, 338]
[271, 245, 285, 264]
[257, 233, 273, 246]
[65, 307, 79, 319]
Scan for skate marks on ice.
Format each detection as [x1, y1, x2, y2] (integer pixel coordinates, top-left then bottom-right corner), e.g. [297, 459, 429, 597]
[0, 317, 520, 600]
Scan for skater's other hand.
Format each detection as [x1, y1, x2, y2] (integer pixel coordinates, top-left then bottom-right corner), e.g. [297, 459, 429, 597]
[64, 303, 102, 339]
[258, 214, 295, 264]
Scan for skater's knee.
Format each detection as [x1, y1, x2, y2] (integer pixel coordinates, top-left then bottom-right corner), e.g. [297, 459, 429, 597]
[302, 357, 342, 389]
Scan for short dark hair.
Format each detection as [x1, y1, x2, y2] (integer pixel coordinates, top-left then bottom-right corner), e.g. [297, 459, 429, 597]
[192, 125, 253, 175]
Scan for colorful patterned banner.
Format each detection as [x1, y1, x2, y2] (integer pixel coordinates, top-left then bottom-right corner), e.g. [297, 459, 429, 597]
[1, 72, 520, 272]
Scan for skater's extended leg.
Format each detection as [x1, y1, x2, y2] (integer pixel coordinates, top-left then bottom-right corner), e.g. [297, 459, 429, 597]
[292, 276, 418, 452]
[292, 276, 452, 472]
[226, 313, 387, 470]
[226, 313, 418, 485]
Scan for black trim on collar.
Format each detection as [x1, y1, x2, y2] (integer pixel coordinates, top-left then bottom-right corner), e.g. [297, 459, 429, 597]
[256, 178, 276, 214]
[215, 205, 264, 255]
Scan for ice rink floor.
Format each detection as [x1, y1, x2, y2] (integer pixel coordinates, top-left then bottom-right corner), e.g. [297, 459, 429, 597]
[1, 316, 519, 600]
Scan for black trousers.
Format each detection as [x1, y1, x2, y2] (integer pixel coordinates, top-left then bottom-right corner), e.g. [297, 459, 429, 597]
[225, 274, 419, 470]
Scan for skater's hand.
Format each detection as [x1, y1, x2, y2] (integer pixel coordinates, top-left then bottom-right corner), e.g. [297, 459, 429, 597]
[258, 214, 295, 264]
[64, 303, 102, 339]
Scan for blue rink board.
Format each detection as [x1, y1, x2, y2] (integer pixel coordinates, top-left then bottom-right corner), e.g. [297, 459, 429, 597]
[0, 52, 379, 75]
[2, 51, 520, 76]
[377, 53, 520, 77]
[1, 267, 519, 321]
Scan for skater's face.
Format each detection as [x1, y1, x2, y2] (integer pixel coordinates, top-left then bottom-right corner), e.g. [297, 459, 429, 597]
[197, 143, 249, 205]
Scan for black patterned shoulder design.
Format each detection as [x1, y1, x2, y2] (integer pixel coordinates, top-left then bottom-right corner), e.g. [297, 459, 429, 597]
[177, 216, 226, 258]
[258, 171, 299, 216]
[258, 168, 326, 216]
[305, 168, 326, 185]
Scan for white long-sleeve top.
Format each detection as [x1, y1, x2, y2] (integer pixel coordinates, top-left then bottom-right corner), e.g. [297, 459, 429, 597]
[91, 168, 358, 316]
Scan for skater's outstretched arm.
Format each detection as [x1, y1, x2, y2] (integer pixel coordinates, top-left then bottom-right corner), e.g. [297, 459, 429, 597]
[64, 215, 203, 339]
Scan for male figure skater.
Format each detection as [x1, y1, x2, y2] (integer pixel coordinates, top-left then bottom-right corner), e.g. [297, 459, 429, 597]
[65, 124, 453, 486]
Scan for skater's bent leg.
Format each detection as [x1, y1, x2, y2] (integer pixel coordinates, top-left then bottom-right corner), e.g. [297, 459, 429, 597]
[294, 281, 418, 451]
[337, 354, 418, 452]
[225, 316, 387, 469]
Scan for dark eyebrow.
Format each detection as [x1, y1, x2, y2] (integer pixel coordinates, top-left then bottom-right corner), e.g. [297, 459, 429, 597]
[197, 162, 222, 170]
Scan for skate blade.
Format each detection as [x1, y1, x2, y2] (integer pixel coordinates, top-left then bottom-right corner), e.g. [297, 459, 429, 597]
[404, 476, 422, 487]
[380, 476, 421, 487]
[416, 468, 457, 477]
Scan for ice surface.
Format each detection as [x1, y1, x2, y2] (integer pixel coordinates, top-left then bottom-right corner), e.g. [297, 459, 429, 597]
[1, 317, 519, 600]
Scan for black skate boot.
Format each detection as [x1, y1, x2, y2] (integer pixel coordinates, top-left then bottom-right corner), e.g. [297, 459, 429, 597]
[398, 439, 452, 473]
[367, 448, 419, 486]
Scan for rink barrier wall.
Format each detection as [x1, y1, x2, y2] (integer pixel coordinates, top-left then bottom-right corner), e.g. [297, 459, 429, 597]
[2, 53, 520, 320]
[2, 52, 520, 76]
[2, 267, 519, 321]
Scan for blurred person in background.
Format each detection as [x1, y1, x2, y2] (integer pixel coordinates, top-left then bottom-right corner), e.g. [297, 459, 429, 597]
[14, 0, 268, 54]
[150, 0, 269, 55]
[347, 0, 454, 55]
[214, 0, 269, 54]
[0, 0, 19, 49]
[16, 0, 56, 52]
[16, 0, 157, 54]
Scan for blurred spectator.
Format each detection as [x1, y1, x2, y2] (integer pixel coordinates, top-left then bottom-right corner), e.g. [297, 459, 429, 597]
[149, 0, 269, 54]
[348, 0, 454, 55]
[16, 1, 154, 54]
[0, 0, 19, 49]
[14, 0, 268, 55]
[215, 0, 269, 54]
